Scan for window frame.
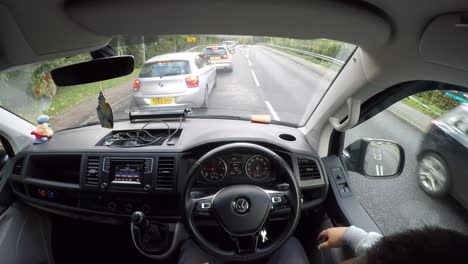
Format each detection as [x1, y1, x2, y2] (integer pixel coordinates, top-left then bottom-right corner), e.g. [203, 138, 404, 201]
[194, 56, 206, 69]
[0, 136, 14, 158]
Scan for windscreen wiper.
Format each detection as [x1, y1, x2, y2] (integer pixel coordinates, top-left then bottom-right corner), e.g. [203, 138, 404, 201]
[186, 113, 298, 128]
[129, 108, 189, 123]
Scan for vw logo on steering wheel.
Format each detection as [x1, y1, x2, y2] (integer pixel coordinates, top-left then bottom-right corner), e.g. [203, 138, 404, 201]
[232, 197, 250, 214]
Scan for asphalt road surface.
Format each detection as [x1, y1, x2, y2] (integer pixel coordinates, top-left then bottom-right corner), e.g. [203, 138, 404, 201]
[204, 45, 330, 124]
[345, 111, 468, 235]
[110, 45, 468, 235]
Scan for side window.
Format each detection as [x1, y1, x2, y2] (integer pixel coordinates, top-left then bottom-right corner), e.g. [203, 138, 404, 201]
[195, 57, 205, 69]
[344, 89, 468, 234]
[201, 56, 210, 66]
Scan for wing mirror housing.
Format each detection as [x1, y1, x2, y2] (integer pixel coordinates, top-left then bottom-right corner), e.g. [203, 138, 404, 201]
[343, 138, 405, 178]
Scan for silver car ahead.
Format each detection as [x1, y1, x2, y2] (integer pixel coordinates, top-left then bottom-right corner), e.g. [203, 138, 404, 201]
[132, 52, 216, 110]
[202, 46, 233, 72]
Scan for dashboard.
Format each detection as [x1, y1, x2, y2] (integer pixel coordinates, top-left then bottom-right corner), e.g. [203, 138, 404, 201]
[5, 118, 327, 223]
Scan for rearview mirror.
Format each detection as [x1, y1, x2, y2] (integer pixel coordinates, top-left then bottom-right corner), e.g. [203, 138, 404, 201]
[51, 56, 134, 86]
[343, 138, 405, 178]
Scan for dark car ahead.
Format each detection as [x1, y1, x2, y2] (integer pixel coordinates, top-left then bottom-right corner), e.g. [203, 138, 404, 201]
[417, 103, 468, 207]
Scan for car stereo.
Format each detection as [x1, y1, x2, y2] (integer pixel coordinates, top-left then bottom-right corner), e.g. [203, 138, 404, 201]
[102, 157, 153, 190]
[110, 160, 144, 184]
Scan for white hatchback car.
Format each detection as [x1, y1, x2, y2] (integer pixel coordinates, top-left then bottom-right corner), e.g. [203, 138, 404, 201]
[132, 52, 216, 110]
[202, 46, 233, 72]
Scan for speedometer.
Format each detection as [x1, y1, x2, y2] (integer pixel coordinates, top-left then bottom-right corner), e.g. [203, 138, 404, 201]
[201, 158, 228, 183]
[245, 155, 270, 180]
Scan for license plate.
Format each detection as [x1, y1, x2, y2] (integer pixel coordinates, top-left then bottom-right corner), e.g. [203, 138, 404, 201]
[210, 57, 220, 60]
[150, 97, 174, 105]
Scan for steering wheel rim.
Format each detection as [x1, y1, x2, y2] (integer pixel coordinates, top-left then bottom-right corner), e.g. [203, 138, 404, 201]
[183, 142, 301, 262]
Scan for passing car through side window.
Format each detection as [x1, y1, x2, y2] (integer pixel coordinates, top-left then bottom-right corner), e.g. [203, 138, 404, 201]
[344, 89, 468, 235]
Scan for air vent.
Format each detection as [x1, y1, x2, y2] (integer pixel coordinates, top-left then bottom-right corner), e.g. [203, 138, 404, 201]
[156, 156, 175, 190]
[85, 157, 100, 186]
[12, 158, 24, 175]
[297, 157, 321, 180]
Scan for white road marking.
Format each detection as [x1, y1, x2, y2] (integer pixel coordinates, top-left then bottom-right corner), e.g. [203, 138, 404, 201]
[245, 53, 279, 122]
[250, 69, 260, 87]
[265, 101, 280, 121]
[375, 165, 384, 176]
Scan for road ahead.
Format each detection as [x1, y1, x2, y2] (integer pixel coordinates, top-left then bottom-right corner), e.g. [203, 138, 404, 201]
[203, 45, 331, 123]
[109, 45, 468, 235]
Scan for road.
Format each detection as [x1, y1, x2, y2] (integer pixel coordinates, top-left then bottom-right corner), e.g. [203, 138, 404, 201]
[205, 46, 330, 123]
[60, 45, 468, 235]
[111, 45, 331, 124]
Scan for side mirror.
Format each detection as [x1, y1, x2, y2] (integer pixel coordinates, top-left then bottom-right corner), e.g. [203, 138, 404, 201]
[343, 138, 405, 178]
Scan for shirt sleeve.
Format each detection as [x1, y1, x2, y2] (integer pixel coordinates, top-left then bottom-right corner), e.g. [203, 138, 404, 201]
[342, 226, 383, 256]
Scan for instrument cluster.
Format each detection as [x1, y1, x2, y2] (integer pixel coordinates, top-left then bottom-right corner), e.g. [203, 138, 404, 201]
[198, 154, 275, 184]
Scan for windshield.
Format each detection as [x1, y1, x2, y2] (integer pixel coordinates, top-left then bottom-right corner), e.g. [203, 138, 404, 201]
[0, 35, 355, 131]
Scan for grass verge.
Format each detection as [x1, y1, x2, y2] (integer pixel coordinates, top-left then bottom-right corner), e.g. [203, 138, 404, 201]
[402, 98, 445, 119]
[267, 46, 341, 71]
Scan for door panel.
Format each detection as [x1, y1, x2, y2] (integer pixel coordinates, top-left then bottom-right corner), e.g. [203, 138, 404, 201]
[322, 155, 382, 234]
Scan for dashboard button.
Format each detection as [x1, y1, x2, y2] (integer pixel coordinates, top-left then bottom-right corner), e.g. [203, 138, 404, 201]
[38, 189, 47, 199]
[271, 196, 282, 204]
[107, 202, 117, 211]
[201, 202, 212, 209]
[142, 204, 152, 214]
[47, 191, 56, 200]
[124, 203, 133, 212]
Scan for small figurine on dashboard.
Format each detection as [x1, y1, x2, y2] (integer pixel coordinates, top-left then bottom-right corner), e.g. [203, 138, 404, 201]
[31, 115, 54, 144]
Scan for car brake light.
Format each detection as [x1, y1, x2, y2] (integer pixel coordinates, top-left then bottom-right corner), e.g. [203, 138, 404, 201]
[133, 80, 140, 91]
[185, 76, 199, 88]
[222, 54, 228, 59]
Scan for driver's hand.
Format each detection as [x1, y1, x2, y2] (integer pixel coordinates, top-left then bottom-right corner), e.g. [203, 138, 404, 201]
[318, 227, 349, 250]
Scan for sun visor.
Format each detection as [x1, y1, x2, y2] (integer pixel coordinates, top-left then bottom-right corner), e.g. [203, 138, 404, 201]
[420, 13, 468, 71]
[66, 0, 392, 49]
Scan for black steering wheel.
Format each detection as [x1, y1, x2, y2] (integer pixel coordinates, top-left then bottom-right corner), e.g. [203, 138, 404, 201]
[184, 143, 301, 262]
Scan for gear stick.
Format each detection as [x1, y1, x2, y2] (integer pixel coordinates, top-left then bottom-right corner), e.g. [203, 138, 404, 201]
[131, 211, 168, 252]
[131, 211, 151, 234]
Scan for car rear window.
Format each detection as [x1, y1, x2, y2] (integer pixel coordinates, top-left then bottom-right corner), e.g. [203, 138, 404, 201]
[139, 60, 191, 78]
[203, 48, 227, 56]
